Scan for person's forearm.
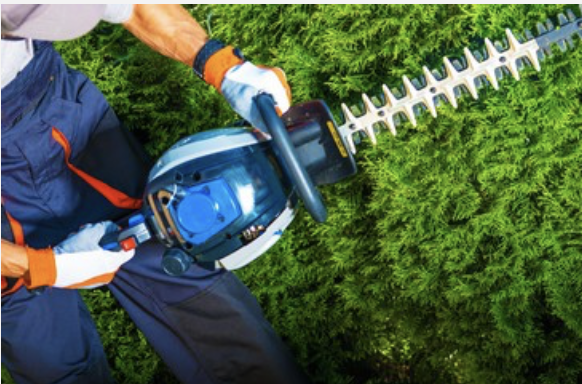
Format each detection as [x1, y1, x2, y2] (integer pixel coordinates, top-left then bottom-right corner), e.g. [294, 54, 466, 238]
[123, 4, 209, 67]
[1, 239, 29, 278]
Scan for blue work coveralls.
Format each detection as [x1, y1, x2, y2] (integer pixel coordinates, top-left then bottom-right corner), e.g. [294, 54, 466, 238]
[1, 41, 309, 384]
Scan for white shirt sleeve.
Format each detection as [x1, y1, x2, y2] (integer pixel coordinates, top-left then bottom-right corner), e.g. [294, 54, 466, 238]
[102, 4, 134, 24]
[1, 38, 34, 89]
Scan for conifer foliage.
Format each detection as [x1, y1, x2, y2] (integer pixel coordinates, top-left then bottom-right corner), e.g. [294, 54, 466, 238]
[4, 5, 579, 384]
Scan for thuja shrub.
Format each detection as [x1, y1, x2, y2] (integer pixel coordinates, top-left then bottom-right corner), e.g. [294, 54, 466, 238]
[210, 4, 582, 384]
[32, 4, 581, 384]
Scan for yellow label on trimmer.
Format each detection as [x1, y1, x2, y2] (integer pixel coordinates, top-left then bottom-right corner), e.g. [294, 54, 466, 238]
[326, 121, 348, 158]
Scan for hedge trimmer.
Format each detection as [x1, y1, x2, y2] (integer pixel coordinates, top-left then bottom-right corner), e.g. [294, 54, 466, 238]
[101, 8, 582, 275]
[337, 6, 582, 154]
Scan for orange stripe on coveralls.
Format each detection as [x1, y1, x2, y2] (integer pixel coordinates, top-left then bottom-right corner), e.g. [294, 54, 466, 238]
[51, 127, 143, 210]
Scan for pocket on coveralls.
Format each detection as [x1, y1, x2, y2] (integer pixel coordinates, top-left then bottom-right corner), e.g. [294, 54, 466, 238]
[18, 96, 82, 184]
[16, 97, 85, 223]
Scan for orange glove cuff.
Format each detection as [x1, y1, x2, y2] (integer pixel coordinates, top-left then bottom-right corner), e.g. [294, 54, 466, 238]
[203, 46, 245, 91]
[24, 247, 56, 289]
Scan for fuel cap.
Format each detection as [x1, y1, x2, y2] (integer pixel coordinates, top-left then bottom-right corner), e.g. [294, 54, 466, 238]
[176, 190, 217, 234]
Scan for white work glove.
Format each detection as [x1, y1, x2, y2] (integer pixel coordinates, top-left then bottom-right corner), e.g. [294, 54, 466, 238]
[25, 221, 135, 289]
[197, 43, 291, 132]
[220, 62, 292, 132]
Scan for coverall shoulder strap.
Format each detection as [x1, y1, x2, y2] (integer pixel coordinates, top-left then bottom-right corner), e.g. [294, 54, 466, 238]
[52, 127, 143, 210]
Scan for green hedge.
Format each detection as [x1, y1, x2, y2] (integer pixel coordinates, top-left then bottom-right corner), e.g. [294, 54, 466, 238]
[3, 5, 581, 384]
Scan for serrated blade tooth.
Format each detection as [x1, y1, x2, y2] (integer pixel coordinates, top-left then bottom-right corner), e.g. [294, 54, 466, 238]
[528, 50, 542, 71]
[346, 134, 357, 154]
[361, 93, 376, 114]
[381, 84, 398, 107]
[464, 77, 479, 99]
[484, 67, 500, 90]
[422, 66, 439, 116]
[445, 89, 459, 108]
[422, 66, 439, 86]
[484, 38, 500, 59]
[537, 22, 547, 35]
[442, 57, 459, 108]
[462, 48, 481, 100]
[566, 9, 576, 21]
[443, 57, 459, 79]
[424, 99, 438, 118]
[365, 126, 378, 144]
[557, 13, 569, 26]
[507, 59, 521, 81]
[505, 29, 521, 50]
[503, 29, 523, 81]
[545, 18, 555, 31]
[467, 80, 479, 99]
[341, 103, 359, 129]
[524, 29, 534, 41]
[402, 75, 421, 124]
[463, 48, 480, 68]
[422, 89, 438, 118]
[383, 113, 397, 136]
[402, 75, 419, 98]
[340, 103, 359, 153]
[360, 94, 378, 144]
[556, 39, 568, 52]
[403, 105, 417, 127]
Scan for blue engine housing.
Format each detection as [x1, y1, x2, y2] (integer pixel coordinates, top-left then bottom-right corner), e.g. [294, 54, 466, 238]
[99, 100, 356, 274]
[174, 178, 242, 245]
[144, 128, 295, 269]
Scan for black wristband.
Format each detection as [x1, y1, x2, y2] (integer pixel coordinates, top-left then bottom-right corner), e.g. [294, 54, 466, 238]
[193, 39, 245, 80]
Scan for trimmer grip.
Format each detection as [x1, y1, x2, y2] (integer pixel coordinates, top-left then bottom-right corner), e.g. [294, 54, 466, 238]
[255, 93, 328, 223]
[98, 215, 152, 252]
[99, 231, 122, 251]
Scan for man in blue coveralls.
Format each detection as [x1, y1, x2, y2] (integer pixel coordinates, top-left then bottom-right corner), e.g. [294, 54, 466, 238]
[1, 4, 308, 384]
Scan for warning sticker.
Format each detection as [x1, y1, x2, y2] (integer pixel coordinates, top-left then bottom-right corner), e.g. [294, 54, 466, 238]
[326, 121, 348, 158]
